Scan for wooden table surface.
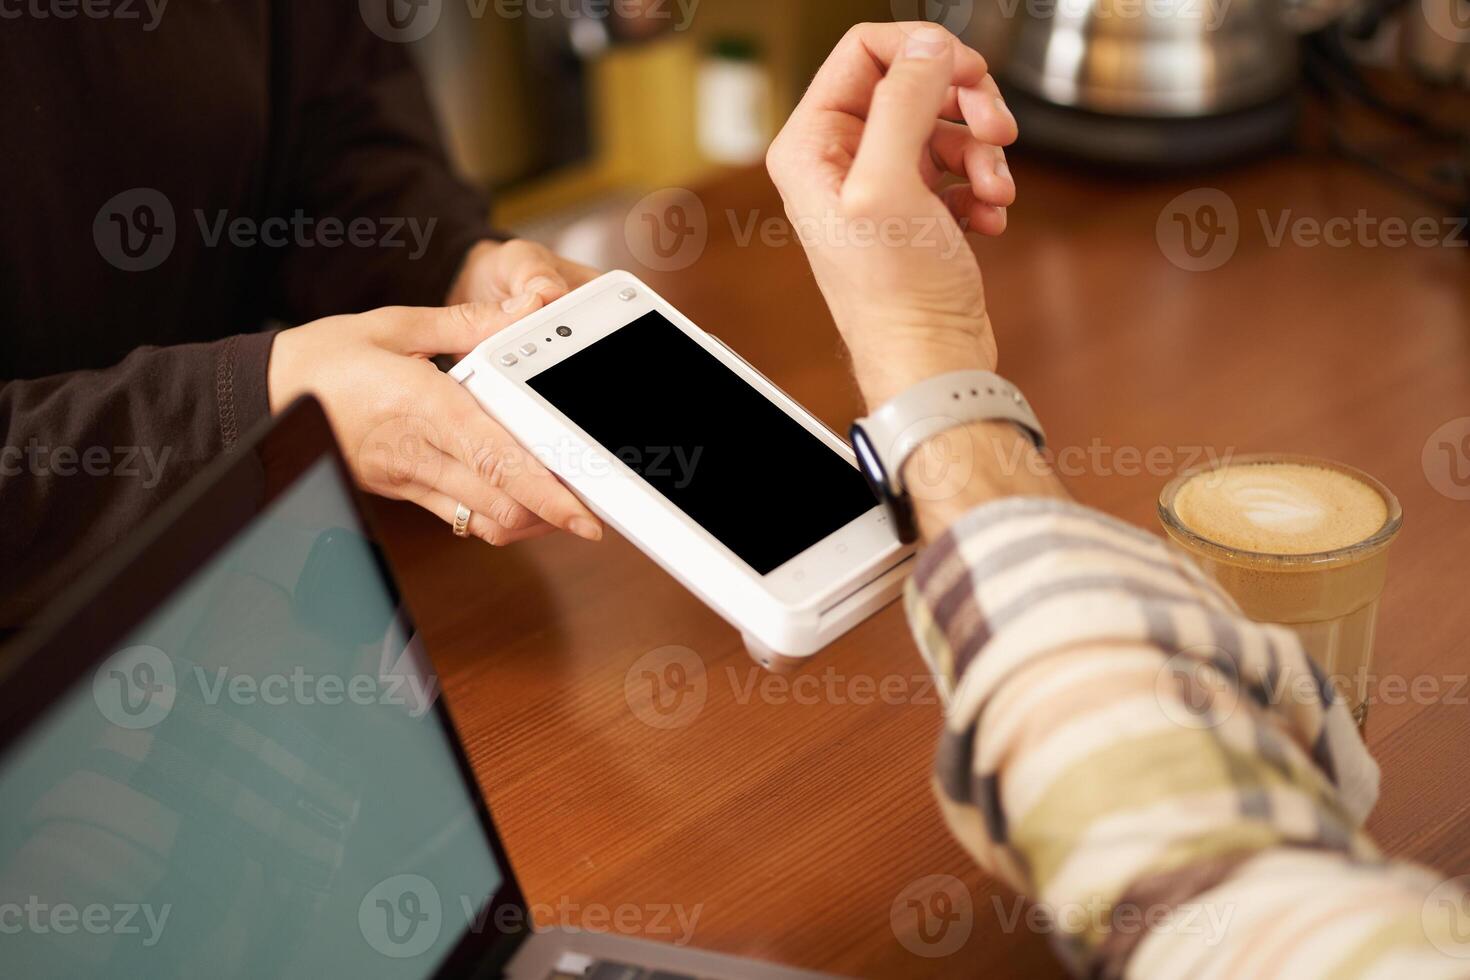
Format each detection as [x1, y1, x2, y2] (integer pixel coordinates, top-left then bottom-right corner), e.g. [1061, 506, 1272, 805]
[369, 152, 1470, 978]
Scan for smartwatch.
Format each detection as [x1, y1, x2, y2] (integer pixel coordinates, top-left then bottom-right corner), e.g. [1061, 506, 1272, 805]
[850, 370, 1046, 544]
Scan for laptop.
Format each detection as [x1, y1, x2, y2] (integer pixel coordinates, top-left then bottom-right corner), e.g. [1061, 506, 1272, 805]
[0, 397, 839, 980]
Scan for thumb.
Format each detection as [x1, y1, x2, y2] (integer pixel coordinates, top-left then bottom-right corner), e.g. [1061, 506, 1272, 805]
[389, 298, 546, 357]
[845, 25, 956, 208]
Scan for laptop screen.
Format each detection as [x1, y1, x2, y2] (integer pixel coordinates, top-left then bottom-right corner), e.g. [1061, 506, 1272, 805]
[0, 457, 510, 977]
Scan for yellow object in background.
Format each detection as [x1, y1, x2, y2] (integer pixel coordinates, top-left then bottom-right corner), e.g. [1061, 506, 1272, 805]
[419, 0, 897, 223]
[595, 34, 707, 190]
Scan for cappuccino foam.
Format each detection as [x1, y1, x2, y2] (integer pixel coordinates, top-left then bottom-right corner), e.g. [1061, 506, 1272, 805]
[1173, 462, 1388, 555]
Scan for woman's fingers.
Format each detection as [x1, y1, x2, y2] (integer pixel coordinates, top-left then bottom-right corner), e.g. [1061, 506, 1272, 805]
[447, 240, 602, 310]
[370, 302, 526, 358]
[555, 256, 603, 290]
[427, 457, 547, 536]
[432, 383, 605, 542]
[415, 489, 560, 547]
[490, 239, 574, 313]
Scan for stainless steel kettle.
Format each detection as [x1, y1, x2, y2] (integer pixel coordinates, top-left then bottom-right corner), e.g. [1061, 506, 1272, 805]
[958, 0, 1346, 165]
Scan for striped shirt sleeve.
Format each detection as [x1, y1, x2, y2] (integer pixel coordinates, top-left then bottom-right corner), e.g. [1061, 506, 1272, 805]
[904, 496, 1470, 978]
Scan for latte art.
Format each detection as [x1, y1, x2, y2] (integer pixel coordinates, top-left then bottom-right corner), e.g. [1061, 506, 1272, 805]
[1227, 478, 1327, 533]
[1160, 456, 1401, 728]
[1174, 463, 1388, 554]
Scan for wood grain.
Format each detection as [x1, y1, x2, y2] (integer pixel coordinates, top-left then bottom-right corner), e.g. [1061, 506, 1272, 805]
[369, 154, 1470, 978]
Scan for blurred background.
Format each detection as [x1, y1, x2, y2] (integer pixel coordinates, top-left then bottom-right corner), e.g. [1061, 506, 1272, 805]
[408, 0, 1468, 246]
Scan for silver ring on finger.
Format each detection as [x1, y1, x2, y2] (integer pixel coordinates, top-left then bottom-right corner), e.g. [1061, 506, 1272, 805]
[452, 501, 473, 539]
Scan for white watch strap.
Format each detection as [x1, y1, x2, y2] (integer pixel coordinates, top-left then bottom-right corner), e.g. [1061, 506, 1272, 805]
[857, 370, 1045, 493]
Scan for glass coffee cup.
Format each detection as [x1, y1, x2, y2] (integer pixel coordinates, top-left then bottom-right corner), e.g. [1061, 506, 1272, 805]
[1158, 454, 1403, 728]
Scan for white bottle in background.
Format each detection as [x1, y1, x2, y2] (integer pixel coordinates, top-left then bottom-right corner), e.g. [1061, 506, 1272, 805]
[697, 38, 773, 166]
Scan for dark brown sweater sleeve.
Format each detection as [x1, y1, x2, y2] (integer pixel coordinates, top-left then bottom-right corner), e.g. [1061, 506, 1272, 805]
[269, 3, 499, 319]
[0, 331, 276, 627]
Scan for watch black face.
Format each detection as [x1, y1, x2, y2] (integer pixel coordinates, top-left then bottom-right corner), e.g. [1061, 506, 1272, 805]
[850, 422, 918, 545]
[849, 423, 888, 503]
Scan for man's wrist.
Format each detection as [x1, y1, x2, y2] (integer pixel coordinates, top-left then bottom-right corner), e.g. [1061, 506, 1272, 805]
[903, 421, 1067, 543]
[840, 318, 1065, 541]
[846, 329, 998, 410]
